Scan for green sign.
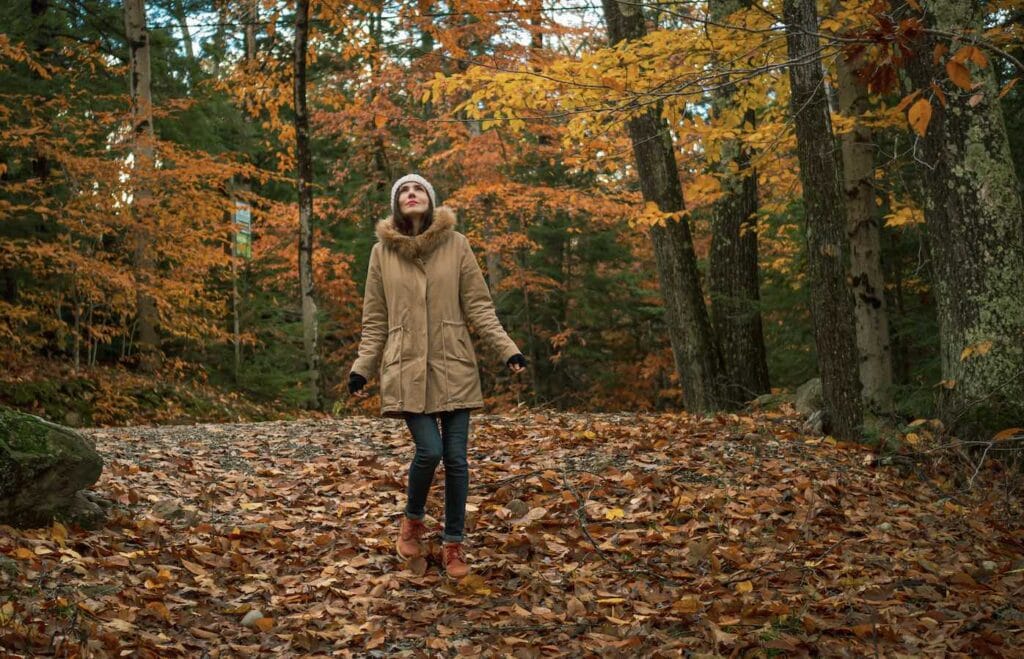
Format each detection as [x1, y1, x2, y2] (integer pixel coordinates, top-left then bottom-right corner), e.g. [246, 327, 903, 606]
[233, 200, 252, 260]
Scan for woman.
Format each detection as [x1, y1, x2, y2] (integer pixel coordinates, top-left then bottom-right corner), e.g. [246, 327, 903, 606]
[348, 173, 527, 578]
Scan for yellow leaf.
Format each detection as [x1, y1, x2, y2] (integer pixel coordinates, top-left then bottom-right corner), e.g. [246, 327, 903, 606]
[597, 597, 626, 604]
[605, 508, 625, 520]
[735, 580, 754, 593]
[907, 98, 932, 136]
[960, 340, 993, 361]
[239, 502, 262, 510]
[672, 595, 701, 613]
[904, 432, 920, 445]
[51, 521, 68, 546]
[946, 60, 973, 91]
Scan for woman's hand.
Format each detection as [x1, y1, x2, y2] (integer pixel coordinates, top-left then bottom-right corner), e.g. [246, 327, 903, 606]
[507, 354, 527, 373]
[348, 372, 370, 398]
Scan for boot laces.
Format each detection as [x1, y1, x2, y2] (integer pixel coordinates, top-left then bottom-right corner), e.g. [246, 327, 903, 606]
[402, 519, 426, 541]
[444, 543, 466, 564]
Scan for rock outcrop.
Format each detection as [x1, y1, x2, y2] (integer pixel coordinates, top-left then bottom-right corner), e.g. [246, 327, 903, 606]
[0, 406, 105, 529]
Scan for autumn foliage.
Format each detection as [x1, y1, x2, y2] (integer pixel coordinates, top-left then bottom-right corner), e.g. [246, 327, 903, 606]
[1, 1, 1022, 420]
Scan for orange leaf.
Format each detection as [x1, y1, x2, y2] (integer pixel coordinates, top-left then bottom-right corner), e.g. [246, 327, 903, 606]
[13, 547, 35, 560]
[993, 427, 1023, 441]
[254, 617, 274, 632]
[998, 77, 1019, 100]
[893, 89, 921, 113]
[946, 60, 973, 91]
[932, 43, 948, 66]
[181, 559, 207, 576]
[907, 98, 932, 136]
[145, 601, 172, 622]
[953, 45, 988, 68]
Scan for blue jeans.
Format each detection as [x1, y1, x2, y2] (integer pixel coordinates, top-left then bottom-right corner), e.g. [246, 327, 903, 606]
[403, 409, 470, 543]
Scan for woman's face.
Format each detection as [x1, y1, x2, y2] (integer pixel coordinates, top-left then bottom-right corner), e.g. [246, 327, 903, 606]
[397, 182, 430, 219]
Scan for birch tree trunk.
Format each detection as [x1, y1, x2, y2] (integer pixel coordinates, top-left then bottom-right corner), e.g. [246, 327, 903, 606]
[835, 33, 894, 413]
[601, 0, 724, 412]
[123, 0, 160, 369]
[294, 0, 321, 409]
[783, 0, 863, 439]
[708, 0, 770, 407]
[905, 0, 1024, 436]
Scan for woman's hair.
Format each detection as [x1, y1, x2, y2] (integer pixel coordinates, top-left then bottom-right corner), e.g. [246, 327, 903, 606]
[393, 201, 434, 236]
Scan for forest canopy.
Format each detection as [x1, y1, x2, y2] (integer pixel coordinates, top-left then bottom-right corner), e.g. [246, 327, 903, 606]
[1, 0, 1022, 440]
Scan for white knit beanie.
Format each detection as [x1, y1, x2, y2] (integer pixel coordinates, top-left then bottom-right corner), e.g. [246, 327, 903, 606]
[390, 174, 437, 219]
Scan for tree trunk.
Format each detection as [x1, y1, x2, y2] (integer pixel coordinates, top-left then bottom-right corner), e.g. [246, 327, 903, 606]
[170, 0, 195, 75]
[294, 0, 321, 409]
[905, 0, 1024, 436]
[601, 0, 724, 412]
[833, 11, 894, 413]
[123, 0, 160, 369]
[245, 0, 257, 62]
[708, 0, 771, 407]
[783, 0, 863, 439]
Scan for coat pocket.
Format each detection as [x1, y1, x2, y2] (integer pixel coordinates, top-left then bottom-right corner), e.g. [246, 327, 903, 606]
[382, 325, 404, 367]
[442, 320, 476, 365]
[380, 325, 404, 404]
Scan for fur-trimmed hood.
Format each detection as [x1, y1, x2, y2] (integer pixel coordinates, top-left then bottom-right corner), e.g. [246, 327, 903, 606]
[375, 206, 456, 260]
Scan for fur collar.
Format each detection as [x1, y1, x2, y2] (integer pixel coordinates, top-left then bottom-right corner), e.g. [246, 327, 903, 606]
[376, 206, 456, 260]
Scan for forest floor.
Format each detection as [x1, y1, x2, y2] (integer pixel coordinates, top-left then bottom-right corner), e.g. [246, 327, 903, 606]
[2, 408, 1023, 657]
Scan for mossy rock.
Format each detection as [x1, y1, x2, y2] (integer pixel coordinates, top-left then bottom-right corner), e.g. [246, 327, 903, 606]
[0, 405, 104, 529]
[795, 378, 823, 416]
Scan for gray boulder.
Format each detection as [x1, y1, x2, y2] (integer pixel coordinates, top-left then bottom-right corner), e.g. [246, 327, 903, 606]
[795, 378, 823, 415]
[0, 406, 104, 529]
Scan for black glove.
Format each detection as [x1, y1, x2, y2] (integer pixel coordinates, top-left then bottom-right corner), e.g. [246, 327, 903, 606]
[348, 372, 367, 394]
[507, 354, 527, 370]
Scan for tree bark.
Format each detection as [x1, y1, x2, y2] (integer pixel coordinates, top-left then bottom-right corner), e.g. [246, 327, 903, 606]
[123, 0, 160, 368]
[708, 0, 770, 407]
[294, 0, 321, 409]
[834, 22, 894, 413]
[601, 0, 724, 412]
[905, 0, 1024, 436]
[783, 0, 863, 439]
[245, 0, 257, 62]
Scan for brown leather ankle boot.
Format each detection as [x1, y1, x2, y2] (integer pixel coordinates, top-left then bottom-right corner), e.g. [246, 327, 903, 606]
[442, 542, 469, 578]
[397, 517, 427, 559]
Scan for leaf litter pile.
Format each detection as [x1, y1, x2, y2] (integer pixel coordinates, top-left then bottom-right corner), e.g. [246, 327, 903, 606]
[2, 410, 1023, 657]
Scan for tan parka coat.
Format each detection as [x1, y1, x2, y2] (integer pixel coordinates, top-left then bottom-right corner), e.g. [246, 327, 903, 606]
[350, 207, 521, 417]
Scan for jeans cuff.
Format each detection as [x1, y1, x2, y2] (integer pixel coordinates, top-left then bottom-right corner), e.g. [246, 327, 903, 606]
[442, 534, 464, 543]
[404, 511, 425, 521]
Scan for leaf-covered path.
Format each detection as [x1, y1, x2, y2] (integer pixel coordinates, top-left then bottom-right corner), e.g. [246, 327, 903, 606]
[3, 410, 1023, 656]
